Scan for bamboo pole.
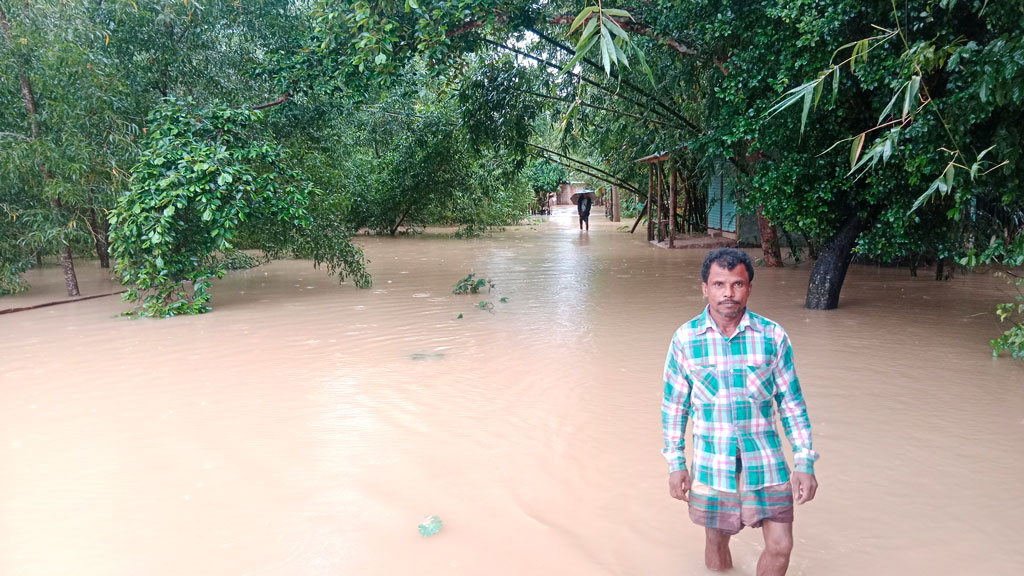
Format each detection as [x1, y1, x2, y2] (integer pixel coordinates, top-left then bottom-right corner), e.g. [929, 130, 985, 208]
[669, 167, 677, 248]
[656, 162, 665, 242]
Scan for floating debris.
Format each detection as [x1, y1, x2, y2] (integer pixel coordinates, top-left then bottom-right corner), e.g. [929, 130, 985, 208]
[411, 353, 445, 361]
[453, 273, 494, 295]
[418, 516, 443, 537]
[499, 297, 509, 303]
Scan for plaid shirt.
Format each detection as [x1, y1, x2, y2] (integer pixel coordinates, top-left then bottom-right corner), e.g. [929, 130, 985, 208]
[662, 307, 818, 492]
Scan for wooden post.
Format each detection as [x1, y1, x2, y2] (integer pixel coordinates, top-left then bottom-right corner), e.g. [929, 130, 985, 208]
[681, 173, 689, 234]
[656, 162, 665, 242]
[647, 164, 655, 242]
[611, 186, 621, 222]
[669, 167, 677, 248]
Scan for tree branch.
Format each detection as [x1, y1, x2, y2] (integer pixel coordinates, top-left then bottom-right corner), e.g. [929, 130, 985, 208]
[0, 131, 31, 141]
[546, 14, 696, 57]
[480, 38, 671, 122]
[526, 26, 701, 133]
[527, 143, 641, 195]
[446, 13, 508, 38]
[534, 152, 639, 198]
[251, 92, 290, 110]
[513, 88, 671, 126]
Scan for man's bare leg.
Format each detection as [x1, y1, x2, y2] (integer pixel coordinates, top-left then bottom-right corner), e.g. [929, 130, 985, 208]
[704, 528, 733, 571]
[756, 520, 793, 576]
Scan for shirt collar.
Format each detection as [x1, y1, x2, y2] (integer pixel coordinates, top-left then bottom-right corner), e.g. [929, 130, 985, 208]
[698, 306, 759, 337]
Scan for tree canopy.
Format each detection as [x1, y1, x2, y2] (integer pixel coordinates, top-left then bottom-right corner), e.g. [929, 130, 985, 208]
[2, 0, 1021, 355]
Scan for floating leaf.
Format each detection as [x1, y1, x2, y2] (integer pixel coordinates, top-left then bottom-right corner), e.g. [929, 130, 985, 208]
[499, 297, 509, 303]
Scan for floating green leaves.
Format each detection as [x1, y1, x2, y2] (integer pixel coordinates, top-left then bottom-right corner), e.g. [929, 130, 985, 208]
[418, 515, 442, 537]
[452, 273, 493, 295]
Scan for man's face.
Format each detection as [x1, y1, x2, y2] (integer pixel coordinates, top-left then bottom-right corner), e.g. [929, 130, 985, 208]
[702, 263, 752, 321]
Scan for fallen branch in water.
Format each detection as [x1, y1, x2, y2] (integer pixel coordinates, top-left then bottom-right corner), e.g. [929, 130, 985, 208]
[0, 290, 127, 315]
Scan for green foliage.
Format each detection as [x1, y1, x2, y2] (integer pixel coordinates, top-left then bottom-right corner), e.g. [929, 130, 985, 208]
[452, 273, 493, 295]
[562, 4, 653, 84]
[217, 250, 261, 271]
[525, 159, 566, 193]
[108, 97, 368, 317]
[991, 275, 1023, 360]
[0, 202, 32, 294]
[750, 0, 1022, 352]
[323, 66, 534, 236]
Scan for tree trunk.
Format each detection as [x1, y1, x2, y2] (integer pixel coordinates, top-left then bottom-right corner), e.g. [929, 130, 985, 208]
[87, 207, 110, 268]
[805, 213, 862, 310]
[757, 206, 783, 267]
[935, 257, 945, 281]
[52, 198, 80, 296]
[391, 205, 413, 236]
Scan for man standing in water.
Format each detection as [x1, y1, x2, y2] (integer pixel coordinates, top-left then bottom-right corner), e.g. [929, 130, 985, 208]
[662, 248, 818, 575]
[577, 192, 592, 231]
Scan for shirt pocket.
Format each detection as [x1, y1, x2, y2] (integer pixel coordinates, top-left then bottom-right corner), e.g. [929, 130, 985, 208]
[690, 365, 720, 406]
[745, 363, 776, 404]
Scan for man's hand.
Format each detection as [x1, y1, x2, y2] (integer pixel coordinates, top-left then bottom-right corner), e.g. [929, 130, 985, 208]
[792, 471, 818, 505]
[669, 470, 691, 501]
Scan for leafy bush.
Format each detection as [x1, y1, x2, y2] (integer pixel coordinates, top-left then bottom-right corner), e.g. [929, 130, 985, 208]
[109, 97, 369, 317]
[452, 273, 493, 295]
[992, 273, 1024, 360]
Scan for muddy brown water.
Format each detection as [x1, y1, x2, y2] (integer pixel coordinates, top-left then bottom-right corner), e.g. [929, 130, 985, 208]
[2, 207, 1023, 575]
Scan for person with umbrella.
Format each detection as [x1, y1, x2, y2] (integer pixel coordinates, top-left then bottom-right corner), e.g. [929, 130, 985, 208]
[572, 189, 596, 231]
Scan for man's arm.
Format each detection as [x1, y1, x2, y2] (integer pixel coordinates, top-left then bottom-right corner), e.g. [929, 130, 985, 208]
[772, 331, 819, 503]
[662, 333, 692, 473]
[663, 332, 693, 500]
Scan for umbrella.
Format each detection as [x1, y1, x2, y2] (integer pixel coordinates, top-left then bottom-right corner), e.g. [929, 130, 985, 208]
[569, 189, 597, 203]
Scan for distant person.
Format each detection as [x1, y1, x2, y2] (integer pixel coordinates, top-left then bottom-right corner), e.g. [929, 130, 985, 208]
[577, 192, 592, 231]
[661, 248, 818, 576]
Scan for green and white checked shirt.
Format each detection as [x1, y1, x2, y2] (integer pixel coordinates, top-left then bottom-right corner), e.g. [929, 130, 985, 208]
[662, 307, 818, 492]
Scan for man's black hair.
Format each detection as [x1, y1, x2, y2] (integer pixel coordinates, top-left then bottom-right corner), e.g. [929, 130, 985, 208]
[701, 248, 754, 283]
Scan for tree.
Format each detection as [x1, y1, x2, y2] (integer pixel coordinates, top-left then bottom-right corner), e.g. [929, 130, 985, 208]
[108, 97, 371, 317]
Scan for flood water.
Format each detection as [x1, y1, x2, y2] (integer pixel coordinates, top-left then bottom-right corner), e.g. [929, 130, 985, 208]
[2, 207, 1023, 575]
